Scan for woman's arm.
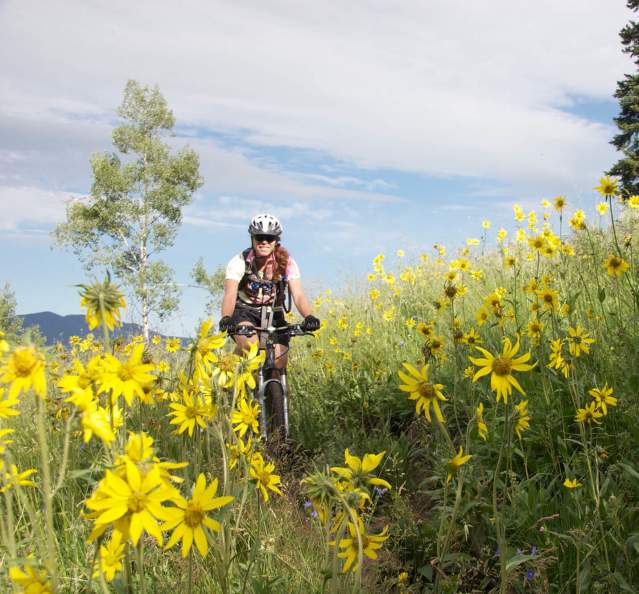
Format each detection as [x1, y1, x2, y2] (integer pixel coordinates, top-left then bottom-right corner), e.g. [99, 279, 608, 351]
[288, 278, 312, 318]
[221, 279, 239, 318]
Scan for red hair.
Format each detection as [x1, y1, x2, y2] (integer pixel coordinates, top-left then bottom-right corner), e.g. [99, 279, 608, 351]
[273, 244, 289, 281]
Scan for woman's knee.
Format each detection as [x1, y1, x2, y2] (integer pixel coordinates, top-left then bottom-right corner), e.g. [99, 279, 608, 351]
[233, 332, 257, 354]
[274, 345, 289, 369]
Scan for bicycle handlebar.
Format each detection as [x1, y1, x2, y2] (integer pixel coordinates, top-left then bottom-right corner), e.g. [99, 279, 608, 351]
[229, 323, 314, 338]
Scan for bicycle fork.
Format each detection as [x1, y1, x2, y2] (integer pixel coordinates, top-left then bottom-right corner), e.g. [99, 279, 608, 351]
[256, 367, 290, 441]
[256, 366, 268, 441]
[280, 368, 289, 440]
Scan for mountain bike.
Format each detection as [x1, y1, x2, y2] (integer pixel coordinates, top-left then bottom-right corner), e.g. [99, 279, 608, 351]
[231, 322, 313, 443]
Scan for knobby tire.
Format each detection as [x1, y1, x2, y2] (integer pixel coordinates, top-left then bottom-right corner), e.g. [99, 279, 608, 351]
[264, 371, 286, 445]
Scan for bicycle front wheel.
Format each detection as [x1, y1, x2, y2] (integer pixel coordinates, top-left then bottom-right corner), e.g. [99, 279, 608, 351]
[264, 374, 286, 443]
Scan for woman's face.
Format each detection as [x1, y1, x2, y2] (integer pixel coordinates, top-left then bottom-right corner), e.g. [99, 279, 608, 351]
[252, 234, 278, 258]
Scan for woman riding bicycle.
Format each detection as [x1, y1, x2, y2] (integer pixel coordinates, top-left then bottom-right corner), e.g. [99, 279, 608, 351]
[218, 213, 320, 369]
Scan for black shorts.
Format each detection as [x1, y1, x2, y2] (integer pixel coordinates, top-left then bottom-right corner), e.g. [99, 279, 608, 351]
[231, 305, 290, 346]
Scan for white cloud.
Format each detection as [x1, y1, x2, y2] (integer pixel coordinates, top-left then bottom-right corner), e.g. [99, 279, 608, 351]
[0, 186, 78, 232]
[178, 137, 403, 203]
[0, 0, 632, 192]
[184, 196, 335, 230]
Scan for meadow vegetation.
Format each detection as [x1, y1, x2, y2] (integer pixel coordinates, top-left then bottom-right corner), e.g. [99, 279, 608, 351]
[1, 180, 639, 593]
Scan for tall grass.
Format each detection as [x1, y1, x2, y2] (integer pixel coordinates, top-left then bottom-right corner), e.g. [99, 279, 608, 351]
[1, 192, 639, 593]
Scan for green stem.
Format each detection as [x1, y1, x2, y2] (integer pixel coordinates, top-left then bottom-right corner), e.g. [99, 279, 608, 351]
[98, 295, 111, 354]
[493, 401, 511, 594]
[36, 395, 58, 590]
[3, 488, 16, 559]
[137, 539, 146, 594]
[52, 411, 76, 496]
[188, 548, 193, 594]
[86, 538, 102, 594]
[125, 545, 133, 594]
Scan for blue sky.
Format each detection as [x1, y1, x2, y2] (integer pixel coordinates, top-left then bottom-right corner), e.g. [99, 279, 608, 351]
[0, 0, 634, 336]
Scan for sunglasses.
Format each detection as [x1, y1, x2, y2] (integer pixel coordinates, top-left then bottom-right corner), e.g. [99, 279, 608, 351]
[254, 235, 277, 243]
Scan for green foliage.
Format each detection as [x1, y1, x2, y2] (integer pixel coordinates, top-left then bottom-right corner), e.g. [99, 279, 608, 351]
[191, 258, 226, 315]
[53, 80, 203, 338]
[609, 2, 639, 196]
[0, 282, 22, 338]
[285, 204, 639, 591]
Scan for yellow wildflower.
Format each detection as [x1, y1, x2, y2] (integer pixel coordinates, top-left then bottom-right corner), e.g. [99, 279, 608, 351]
[330, 449, 392, 492]
[249, 452, 283, 502]
[398, 363, 446, 423]
[98, 344, 156, 406]
[9, 565, 53, 594]
[476, 402, 488, 440]
[78, 275, 127, 331]
[567, 326, 594, 358]
[0, 346, 47, 399]
[575, 401, 603, 425]
[469, 338, 535, 404]
[169, 391, 211, 437]
[93, 531, 125, 582]
[589, 383, 617, 415]
[604, 255, 629, 277]
[163, 473, 233, 557]
[514, 400, 530, 438]
[335, 519, 389, 573]
[594, 175, 618, 197]
[85, 461, 177, 546]
[231, 398, 260, 437]
[563, 478, 582, 489]
[446, 446, 472, 483]
[165, 337, 181, 353]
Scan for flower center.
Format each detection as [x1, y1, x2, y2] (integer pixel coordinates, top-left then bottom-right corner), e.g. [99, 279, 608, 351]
[13, 349, 37, 376]
[257, 469, 271, 485]
[610, 257, 621, 269]
[104, 552, 122, 567]
[492, 357, 512, 376]
[78, 373, 92, 389]
[184, 405, 199, 419]
[445, 285, 458, 298]
[218, 355, 237, 373]
[127, 491, 148, 513]
[117, 364, 134, 382]
[543, 293, 553, 303]
[418, 383, 435, 399]
[184, 501, 205, 527]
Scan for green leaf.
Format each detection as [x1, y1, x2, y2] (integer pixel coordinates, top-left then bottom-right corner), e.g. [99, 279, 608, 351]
[578, 558, 591, 592]
[506, 554, 536, 572]
[612, 572, 636, 593]
[619, 462, 639, 483]
[598, 287, 606, 302]
[418, 565, 433, 580]
[626, 532, 639, 553]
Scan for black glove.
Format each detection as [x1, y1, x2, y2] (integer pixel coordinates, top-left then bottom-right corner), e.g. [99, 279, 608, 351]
[302, 314, 320, 332]
[219, 315, 234, 333]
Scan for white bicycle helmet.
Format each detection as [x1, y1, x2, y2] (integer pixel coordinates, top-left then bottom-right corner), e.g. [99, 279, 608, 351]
[248, 213, 283, 237]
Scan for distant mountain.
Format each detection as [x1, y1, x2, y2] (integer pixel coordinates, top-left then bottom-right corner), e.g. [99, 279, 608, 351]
[18, 311, 159, 345]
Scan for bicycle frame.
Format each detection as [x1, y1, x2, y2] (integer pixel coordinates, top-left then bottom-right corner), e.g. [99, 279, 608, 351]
[232, 319, 308, 442]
